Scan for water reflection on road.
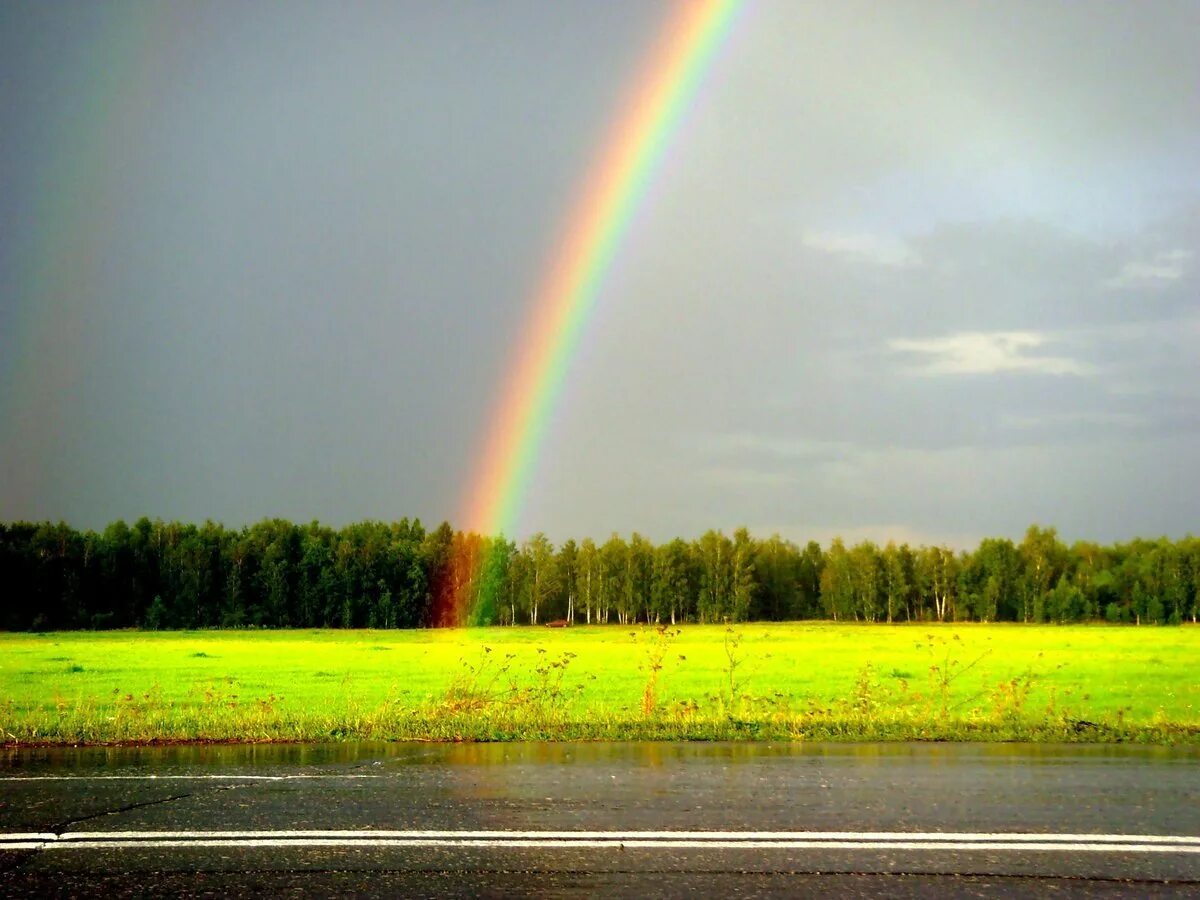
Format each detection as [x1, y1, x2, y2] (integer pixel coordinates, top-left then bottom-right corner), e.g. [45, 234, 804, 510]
[3, 740, 1198, 773]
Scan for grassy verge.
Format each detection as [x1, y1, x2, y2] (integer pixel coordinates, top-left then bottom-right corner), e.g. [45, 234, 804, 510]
[2, 623, 1197, 745]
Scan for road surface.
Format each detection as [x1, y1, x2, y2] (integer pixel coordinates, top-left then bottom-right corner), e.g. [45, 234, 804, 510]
[2, 742, 1198, 896]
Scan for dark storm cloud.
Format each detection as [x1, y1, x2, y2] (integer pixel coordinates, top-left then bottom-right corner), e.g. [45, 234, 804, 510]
[1, 1, 1197, 546]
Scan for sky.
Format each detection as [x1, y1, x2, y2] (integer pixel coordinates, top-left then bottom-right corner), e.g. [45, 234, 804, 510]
[1, 0, 1197, 548]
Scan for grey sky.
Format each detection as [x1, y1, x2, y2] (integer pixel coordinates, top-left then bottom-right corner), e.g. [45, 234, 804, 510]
[1, 1, 1197, 548]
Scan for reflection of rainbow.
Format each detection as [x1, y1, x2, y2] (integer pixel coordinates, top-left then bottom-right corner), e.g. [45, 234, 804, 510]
[448, 1, 742, 623]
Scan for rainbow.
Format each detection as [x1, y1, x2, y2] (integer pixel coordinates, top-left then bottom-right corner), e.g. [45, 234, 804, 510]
[456, 1, 742, 589]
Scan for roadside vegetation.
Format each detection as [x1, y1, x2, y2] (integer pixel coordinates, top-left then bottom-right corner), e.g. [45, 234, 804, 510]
[3, 519, 1199, 631]
[2, 624, 1196, 745]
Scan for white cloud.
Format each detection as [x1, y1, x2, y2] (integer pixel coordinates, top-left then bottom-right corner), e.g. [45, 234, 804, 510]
[889, 331, 1091, 376]
[1000, 411, 1145, 430]
[698, 466, 800, 488]
[1105, 248, 1192, 289]
[801, 230, 920, 268]
[700, 433, 855, 460]
[690, 428, 1200, 549]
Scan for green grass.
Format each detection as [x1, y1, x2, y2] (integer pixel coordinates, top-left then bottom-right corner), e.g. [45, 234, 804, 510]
[1, 623, 1197, 745]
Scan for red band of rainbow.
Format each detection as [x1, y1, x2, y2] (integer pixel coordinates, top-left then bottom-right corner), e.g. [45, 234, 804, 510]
[462, 0, 742, 540]
[446, 0, 742, 625]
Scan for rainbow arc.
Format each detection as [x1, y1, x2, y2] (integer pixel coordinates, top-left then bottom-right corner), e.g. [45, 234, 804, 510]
[447, 1, 743, 624]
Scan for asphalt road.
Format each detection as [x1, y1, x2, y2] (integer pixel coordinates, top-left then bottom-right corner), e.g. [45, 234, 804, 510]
[1, 742, 1198, 897]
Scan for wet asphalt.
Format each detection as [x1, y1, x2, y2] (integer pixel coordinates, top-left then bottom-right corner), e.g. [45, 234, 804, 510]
[1, 742, 1198, 897]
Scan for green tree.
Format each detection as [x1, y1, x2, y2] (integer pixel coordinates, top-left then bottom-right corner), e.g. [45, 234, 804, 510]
[471, 535, 511, 626]
[820, 539, 854, 621]
[554, 539, 579, 624]
[599, 534, 627, 624]
[696, 530, 733, 623]
[521, 532, 558, 625]
[967, 538, 1022, 622]
[881, 541, 912, 623]
[848, 541, 882, 621]
[1019, 525, 1066, 623]
[795, 540, 825, 618]
[651, 538, 693, 624]
[577, 538, 601, 624]
[729, 528, 756, 622]
[915, 545, 958, 622]
[624, 533, 654, 624]
[751, 534, 800, 621]
[1045, 575, 1086, 623]
[422, 522, 457, 627]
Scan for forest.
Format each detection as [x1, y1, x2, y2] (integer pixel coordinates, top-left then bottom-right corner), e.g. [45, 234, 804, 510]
[1, 519, 1197, 631]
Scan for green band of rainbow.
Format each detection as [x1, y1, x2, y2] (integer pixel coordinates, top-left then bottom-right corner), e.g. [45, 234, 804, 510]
[460, 0, 742, 556]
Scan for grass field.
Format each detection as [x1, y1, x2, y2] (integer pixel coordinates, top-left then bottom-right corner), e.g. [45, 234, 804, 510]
[2, 623, 1197, 745]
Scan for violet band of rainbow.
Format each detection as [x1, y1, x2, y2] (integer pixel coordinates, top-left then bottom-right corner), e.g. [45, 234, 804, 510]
[461, 1, 743, 548]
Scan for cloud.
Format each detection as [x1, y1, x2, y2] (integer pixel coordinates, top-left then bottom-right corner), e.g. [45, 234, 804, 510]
[698, 466, 801, 489]
[801, 230, 920, 268]
[999, 411, 1145, 430]
[730, 426, 1192, 540]
[699, 433, 856, 461]
[889, 331, 1092, 376]
[1105, 249, 1192, 289]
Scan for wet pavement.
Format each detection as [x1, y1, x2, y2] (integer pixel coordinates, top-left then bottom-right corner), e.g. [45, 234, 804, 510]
[1, 742, 1198, 896]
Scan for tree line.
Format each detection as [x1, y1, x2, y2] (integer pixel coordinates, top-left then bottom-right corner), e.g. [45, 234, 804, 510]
[1, 519, 1197, 631]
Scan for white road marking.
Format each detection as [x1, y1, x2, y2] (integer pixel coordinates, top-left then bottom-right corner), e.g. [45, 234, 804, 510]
[0, 833, 58, 841]
[2, 830, 1198, 854]
[0, 774, 386, 782]
[0, 833, 57, 850]
[45, 840, 1200, 853]
[51, 830, 1200, 844]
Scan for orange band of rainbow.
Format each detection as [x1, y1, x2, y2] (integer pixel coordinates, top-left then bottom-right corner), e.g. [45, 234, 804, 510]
[462, 0, 741, 542]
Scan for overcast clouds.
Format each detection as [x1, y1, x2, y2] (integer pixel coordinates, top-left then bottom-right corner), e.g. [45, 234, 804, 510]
[1, 1, 1197, 547]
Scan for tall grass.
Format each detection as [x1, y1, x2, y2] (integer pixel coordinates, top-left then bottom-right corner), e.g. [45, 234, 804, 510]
[1, 624, 1197, 745]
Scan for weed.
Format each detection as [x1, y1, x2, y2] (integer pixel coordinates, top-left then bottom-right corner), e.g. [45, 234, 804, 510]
[722, 624, 745, 709]
[988, 670, 1038, 730]
[442, 648, 513, 713]
[921, 633, 991, 718]
[852, 665, 879, 716]
[640, 626, 680, 717]
[522, 650, 579, 715]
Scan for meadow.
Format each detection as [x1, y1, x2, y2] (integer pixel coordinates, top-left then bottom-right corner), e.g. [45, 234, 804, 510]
[1, 623, 1197, 745]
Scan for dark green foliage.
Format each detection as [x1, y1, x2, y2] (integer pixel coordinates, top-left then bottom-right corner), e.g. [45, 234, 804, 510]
[0, 519, 1196, 629]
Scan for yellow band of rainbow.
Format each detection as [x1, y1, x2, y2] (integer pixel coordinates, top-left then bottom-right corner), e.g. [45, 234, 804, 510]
[461, 1, 743, 548]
